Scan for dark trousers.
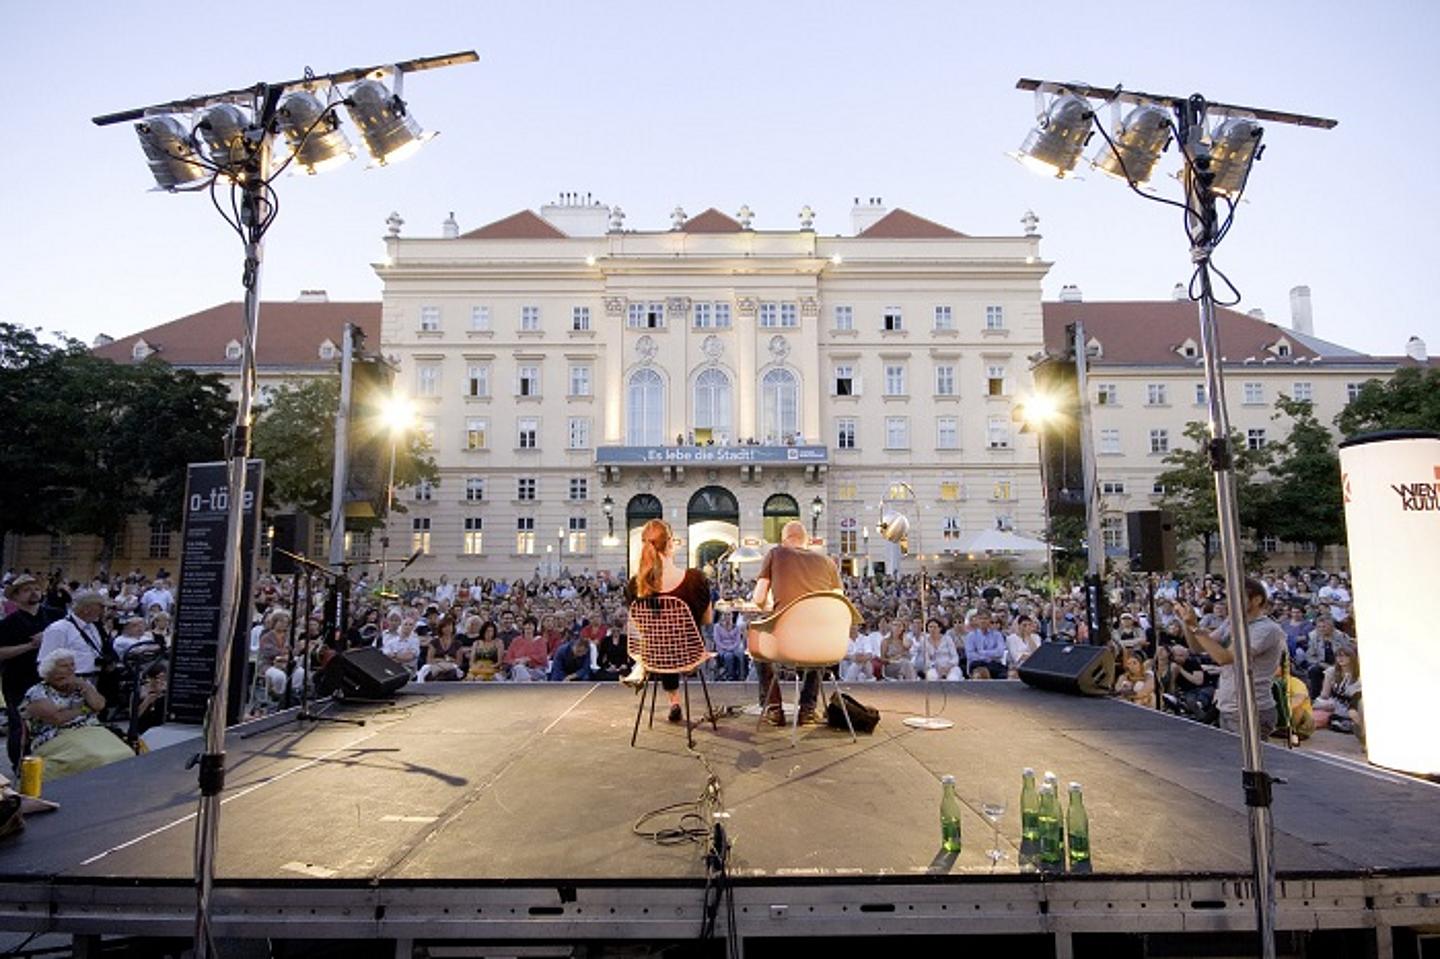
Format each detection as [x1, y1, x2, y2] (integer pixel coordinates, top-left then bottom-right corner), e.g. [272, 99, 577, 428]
[5, 702, 22, 771]
[757, 662, 819, 712]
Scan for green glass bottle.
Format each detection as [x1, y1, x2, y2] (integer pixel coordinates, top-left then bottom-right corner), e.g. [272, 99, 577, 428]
[1037, 783, 1063, 864]
[1067, 782, 1090, 864]
[940, 775, 962, 854]
[1020, 767, 1040, 842]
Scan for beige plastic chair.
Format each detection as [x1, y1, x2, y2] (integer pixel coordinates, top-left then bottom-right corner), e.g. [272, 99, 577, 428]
[747, 589, 863, 743]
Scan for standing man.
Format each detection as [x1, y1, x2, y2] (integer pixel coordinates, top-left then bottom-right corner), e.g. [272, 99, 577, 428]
[38, 589, 113, 680]
[0, 575, 51, 770]
[140, 575, 174, 617]
[749, 521, 843, 725]
[1175, 578, 1285, 737]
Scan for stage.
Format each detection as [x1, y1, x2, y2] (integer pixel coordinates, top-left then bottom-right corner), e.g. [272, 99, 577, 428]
[1, 681, 1438, 957]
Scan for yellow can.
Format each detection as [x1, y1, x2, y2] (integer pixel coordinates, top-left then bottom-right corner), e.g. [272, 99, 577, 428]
[19, 756, 43, 798]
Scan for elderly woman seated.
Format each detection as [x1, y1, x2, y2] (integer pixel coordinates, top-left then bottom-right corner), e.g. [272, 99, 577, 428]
[20, 649, 134, 781]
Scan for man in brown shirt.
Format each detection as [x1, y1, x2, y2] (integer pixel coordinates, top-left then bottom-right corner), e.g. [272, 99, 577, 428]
[750, 521, 842, 724]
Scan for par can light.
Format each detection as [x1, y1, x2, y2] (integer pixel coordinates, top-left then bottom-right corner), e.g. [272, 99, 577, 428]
[196, 104, 253, 170]
[1208, 116, 1264, 197]
[1093, 102, 1173, 185]
[345, 78, 432, 165]
[277, 91, 354, 175]
[1015, 93, 1094, 178]
[135, 115, 208, 190]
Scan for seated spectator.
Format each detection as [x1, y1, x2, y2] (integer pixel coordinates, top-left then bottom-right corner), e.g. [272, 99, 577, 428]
[465, 619, 503, 681]
[1276, 654, 1314, 741]
[1280, 605, 1311, 660]
[1314, 637, 1362, 735]
[1006, 614, 1042, 677]
[1111, 612, 1149, 659]
[548, 633, 595, 682]
[879, 617, 917, 681]
[20, 649, 133, 780]
[840, 621, 881, 683]
[420, 615, 466, 682]
[503, 617, 548, 682]
[1297, 615, 1344, 699]
[381, 618, 421, 675]
[962, 610, 1007, 679]
[916, 618, 962, 681]
[711, 610, 747, 681]
[593, 613, 632, 681]
[1113, 649, 1157, 708]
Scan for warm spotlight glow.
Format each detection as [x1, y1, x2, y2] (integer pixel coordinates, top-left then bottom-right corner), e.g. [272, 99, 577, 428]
[277, 91, 354, 175]
[1015, 93, 1094, 178]
[1209, 116, 1264, 197]
[379, 394, 414, 434]
[1020, 391, 1062, 428]
[345, 78, 432, 165]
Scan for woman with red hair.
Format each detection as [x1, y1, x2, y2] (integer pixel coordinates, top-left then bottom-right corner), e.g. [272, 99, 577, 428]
[624, 519, 712, 723]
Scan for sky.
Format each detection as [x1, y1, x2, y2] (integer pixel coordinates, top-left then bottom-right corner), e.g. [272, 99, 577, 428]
[2, 0, 1436, 357]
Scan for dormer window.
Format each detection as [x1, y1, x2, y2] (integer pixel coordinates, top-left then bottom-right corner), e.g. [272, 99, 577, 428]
[132, 339, 151, 360]
[1176, 337, 1198, 359]
[318, 339, 338, 360]
[224, 340, 242, 360]
[1086, 336, 1103, 358]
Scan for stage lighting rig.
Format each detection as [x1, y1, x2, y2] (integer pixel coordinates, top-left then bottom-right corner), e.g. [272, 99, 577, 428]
[1013, 76, 1334, 959]
[94, 49, 477, 959]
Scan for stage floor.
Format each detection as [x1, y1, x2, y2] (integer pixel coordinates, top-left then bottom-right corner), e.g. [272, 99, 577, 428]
[2, 681, 1438, 948]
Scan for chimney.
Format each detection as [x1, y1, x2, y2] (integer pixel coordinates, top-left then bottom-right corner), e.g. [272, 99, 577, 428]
[1171, 282, 1187, 301]
[1289, 285, 1314, 336]
[296, 290, 329, 303]
[1247, 308, 1266, 320]
[851, 196, 888, 235]
[540, 191, 610, 236]
[442, 211, 459, 239]
[1059, 284, 1083, 303]
[1406, 335, 1428, 362]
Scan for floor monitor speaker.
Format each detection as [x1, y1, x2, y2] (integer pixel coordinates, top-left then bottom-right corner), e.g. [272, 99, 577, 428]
[1018, 642, 1115, 696]
[319, 647, 409, 701]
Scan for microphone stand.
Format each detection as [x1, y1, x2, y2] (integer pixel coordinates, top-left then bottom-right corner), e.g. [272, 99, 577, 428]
[904, 558, 954, 730]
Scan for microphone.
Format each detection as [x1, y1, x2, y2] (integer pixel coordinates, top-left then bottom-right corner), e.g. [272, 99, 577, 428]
[397, 548, 424, 575]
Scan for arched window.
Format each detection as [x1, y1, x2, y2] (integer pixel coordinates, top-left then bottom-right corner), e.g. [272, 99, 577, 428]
[693, 369, 732, 437]
[760, 368, 798, 443]
[627, 369, 664, 445]
[762, 493, 800, 543]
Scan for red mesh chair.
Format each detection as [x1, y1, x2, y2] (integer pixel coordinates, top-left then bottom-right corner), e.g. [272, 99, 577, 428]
[627, 596, 718, 748]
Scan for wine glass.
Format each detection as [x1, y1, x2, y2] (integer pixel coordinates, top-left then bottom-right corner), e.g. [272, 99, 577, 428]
[982, 798, 1008, 866]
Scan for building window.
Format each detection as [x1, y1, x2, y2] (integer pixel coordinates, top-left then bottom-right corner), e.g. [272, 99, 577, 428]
[627, 301, 665, 329]
[934, 364, 956, 396]
[520, 305, 541, 332]
[760, 368, 800, 443]
[417, 363, 440, 397]
[516, 517, 535, 554]
[942, 515, 964, 543]
[1243, 382, 1263, 404]
[1247, 428, 1267, 450]
[517, 478, 537, 501]
[1262, 535, 1279, 553]
[883, 307, 903, 332]
[834, 305, 854, 331]
[933, 305, 953, 331]
[1346, 382, 1364, 402]
[1195, 383, 1207, 406]
[987, 415, 1011, 449]
[885, 417, 909, 450]
[986, 365, 1007, 396]
[411, 517, 431, 554]
[939, 480, 962, 501]
[417, 417, 436, 449]
[1146, 383, 1168, 406]
[465, 418, 488, 451]
[567, 516, 587, 554]
[571, 306, 591, 331]
[568, 417, 591, 450]
[985, 305, 1005, 331]
[148, 520, 172, 559]
[759, 302, 778, 328]
[318, 341, 338, 361]
[1100, 429, 1121, 454]
[836, 417, 857, 449]
[569, 365, 592, 397]
[1102, 514, 1125, 550]
[714, 303, 731, 328]
[470, 305, 491, 331]
[466, 363, 490, 398]
[936, 417, 959, 450]
[839, 520, 858, 554]
[343, 530, 372, 562]
[993, 480, 1013, 501]
[1152, 480, 1168, 496]
[517, 417, 539, 450]
[833, 364, 856, 396]
[1150, 429, 1170, 454]
[693, 302, 712, 328]
[1097, 383, 1118, 405]
[569, 477, 589, 501]
[883, 364, 906, 396]
[224, 341, 242, 360]
[780, 302, 797, 327]
[465, 477, 485, 502]
[414, 479, 434, 502]
[463, 518, 484, 555]
[1292, 381, 1313, 402]
[626, 369, 664, 445]
[694, 368, 732, 437]
[1101, 480, 1127, 495]
[420, 305, 441, 332]
[1276, 344, 1291, 357]
[517, 365, 541, 397]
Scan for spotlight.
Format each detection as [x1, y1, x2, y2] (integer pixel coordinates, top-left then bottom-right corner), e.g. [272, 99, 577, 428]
[1092, 102, 1173, 184]
[195, 104, 253, 170]
[134, 115, 208, 190]
[1208, 116, 1264, 197]
[1015, 93, 1094, 178]
[277, 91, 354, 175]
[345, 78, 433, 165]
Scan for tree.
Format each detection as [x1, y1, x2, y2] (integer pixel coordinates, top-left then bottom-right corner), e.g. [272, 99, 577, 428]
[1335, 367, 1440, 437]
[252, 375, 437, 524]
[1263, 396, 1344, 568]
[1155, 421, 1275, 573]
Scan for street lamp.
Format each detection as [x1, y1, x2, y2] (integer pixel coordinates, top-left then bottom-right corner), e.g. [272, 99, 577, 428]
[861, 525, 871, 579]
[601, 495, 617, 547]
[378, 393, 414, 591]
[810, 495, 824, 537]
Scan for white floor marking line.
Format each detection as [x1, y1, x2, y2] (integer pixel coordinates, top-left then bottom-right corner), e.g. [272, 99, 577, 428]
[541, 683, 599, 736]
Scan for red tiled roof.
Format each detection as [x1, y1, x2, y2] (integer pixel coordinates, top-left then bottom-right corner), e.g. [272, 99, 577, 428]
[460, 209, 568, 240]
[1041, 300, 1323, 366]
[857, 208, 966, 239]
[92, 301, 381, 368]
[681, 208, 744, 233]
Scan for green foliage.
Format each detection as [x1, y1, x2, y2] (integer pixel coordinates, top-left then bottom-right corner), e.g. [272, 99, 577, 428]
[1046, 512, 1088, 581]
[252, 375, 437, 522]
[1262, 396, 1344, 566]
[1335, 367, 1440, 437]
[1154, 420, 1275, 573]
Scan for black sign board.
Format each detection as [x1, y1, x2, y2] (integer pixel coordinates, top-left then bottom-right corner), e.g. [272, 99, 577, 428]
[167, 459, 264, 726]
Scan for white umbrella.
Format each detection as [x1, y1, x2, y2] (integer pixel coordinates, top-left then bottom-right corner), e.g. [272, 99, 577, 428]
[958, 528, 1052, 554]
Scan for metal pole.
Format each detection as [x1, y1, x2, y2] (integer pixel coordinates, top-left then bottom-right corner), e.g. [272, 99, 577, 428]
[1072, 319, 1104, 575]
[1036, 427, 1060, 639]
[1181, 94, 1277, 959]
[193, 91, 276, 958]
[329, 323, 356, 571]
[380, 433, 397, 592]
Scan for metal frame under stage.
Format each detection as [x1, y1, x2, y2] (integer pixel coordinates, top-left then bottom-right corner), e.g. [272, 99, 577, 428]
[2, 683, 1438, 954]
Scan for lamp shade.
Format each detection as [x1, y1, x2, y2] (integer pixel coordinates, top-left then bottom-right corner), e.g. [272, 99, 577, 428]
[345, 79, 430, 165]
[1338, 430, 1440, 774]
[195, 104, 251, 169]
[1093, 103, 1172, 184]
[277, 91, 354, 175]
[1015, 94, 1094, 178]
[1208, 117, 1263, 197]
[135, 115, 208, 190]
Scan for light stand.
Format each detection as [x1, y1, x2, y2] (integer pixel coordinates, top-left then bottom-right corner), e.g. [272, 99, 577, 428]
[94, 51, 477, 959]
[1014, 78, 1336, 959]
[879, 482, 952, 731]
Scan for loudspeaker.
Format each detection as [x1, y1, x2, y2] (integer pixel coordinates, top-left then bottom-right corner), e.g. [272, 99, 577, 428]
[270, 514, 309, 575]
[1018, 642, 1115, 696]
[1126, 509, 1177, 573]
[319, 647, 409, 700]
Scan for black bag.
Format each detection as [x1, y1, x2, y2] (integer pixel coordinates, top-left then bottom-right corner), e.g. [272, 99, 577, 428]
[826, 691, 880, 734]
